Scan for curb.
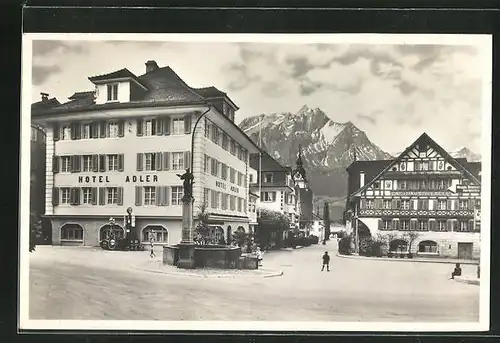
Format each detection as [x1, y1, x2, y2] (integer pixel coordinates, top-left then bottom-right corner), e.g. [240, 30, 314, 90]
[453, 276, 480, 286]
[336, 253, 479, 265]
[134, 266, 284, 279]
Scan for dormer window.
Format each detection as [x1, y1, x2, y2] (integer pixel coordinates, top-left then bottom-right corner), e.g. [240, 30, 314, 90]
[107, 84, 118, 102]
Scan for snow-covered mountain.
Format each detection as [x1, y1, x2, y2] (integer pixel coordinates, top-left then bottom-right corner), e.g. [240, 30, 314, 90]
[238, 105, 392, 218]
[450, 147, 481, 162]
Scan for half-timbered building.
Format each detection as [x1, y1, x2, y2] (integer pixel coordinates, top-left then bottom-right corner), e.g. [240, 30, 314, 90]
[344, 133, 482, 260]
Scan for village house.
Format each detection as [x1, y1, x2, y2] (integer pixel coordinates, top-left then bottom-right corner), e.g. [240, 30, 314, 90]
[344, 133, 482, 259]
[31, 61, 260, 247]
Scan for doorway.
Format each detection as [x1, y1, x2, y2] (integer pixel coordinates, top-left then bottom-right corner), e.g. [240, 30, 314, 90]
[458, 242, 473, 260]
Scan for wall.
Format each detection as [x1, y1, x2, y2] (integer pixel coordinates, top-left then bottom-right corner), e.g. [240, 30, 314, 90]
[358, 217, 481, 259]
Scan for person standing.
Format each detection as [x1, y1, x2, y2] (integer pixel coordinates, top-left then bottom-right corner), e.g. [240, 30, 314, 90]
[321, 251, 330, 272]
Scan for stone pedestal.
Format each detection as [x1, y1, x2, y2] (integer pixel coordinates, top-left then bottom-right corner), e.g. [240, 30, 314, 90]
[177, 195, 196, 269]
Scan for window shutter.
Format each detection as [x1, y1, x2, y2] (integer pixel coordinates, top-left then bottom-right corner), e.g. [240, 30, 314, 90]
[184, 151, 191, 170]
[118, 154, 124, 172]
[136, 119, 143, 136]
[52, 156, 60, 174]
[360, 199, 365, 209]
[75, 123, 81, 140]
[423, 200, 429, 210]
[118, 121, 125, 137]
[272, 192, 276, 202]
[468, 199, 474, 210]
[136, 153, 143, 171]
[410, 220, 417, 231]
[135, 186, 142, 206]
[392, 199, 398, 209]
[155, 119, 163, 136]
[99, 154, 106, 172]
[69, 187, 75, 205]
[91, 122, 99, 138]
[99, 121, 106, 138]
[430, 220, 436, 231]
[91, 187, 98, 205]
[74, 155, 81, 172]
[453, 220, 458, 231]
[52, 187, 59, 205]
[74, 188, 81, 205]
[163, 152, 170, 170]
[70, 123, 77, 140]
[394, 220, 400, 230]
[454, 200, 459, 211]
[468, 220, 474, 231]
[447, 219, 452, 231]
[99, 187, 106, 205]
[184, 115, 192, 134]
[155, 152, 163, 171]
[92, 154, 99, 172]
[69, 155, 75, 173]
[156, 186, 162, 205]
[164, 187, 170, 206]
[53, 124, 60, 141]
[378, 219, 383, 230]
[117, 187, 123, 206]
[163, 117, 171, 135]
[446, 199, 452, 210]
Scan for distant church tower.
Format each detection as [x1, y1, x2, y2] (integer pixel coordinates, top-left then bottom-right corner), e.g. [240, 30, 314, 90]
[292, 145, 308, 189]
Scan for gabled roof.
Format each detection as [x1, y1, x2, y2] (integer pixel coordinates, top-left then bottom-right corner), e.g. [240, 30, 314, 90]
[32, 64, 239, 116]
[31, 98, 60, 111]
[349, 132, 481, 200]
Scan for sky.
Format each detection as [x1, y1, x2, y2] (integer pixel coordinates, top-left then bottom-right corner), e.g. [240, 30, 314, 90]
[30, 38, 488, 154]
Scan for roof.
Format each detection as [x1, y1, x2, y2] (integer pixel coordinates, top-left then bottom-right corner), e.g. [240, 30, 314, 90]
[31, 98, 60, 111]
[249, 192, 260, 198]
[348, 132, 482, 200]
[32, 64, 239, 117]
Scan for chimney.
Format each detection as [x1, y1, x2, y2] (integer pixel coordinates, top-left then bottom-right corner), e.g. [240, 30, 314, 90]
[41, 92, 49, 102]
[360, 171, 365, 188]
[145, 60, 159, 73]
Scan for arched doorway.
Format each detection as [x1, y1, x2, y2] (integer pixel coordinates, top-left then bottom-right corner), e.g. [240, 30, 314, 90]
[60, 223, 84, 244]
[99, 224, 125, 241]
[357, 221, 371, 240]
[227, 225, 232, 244]
[418, 240, 438, 253]
[390, 239, 408, 253]
[141, 225, 169, 244]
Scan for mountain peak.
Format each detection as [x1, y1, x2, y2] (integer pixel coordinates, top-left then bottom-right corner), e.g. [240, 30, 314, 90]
[297, 104, 311, 115]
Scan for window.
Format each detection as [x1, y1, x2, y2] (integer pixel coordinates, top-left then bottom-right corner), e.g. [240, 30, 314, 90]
[420, 180, 427, 190]
[142, 226, 169, 243]
[107, 84, 118, 101]
[230, 168, 235, 183]
[204, 154, 210, 173]
[419, 240, 438, 253]
[459, 200, 469, 210]
[249, 174, 254, 183]
[438, 200, 447, 210]
[171, 186, 183, 205]
[366, 199, 374, 209]
[172, 152, 184, 170]
[230, 195, 236, 210]
[172, 118, 184, 135]
[145, 153, 156, 171]
[144, 187, 156, 205]
[418, 220, 429, 231]
[401, 200, 410, 210]
[400, 220, 410, 231]
[205, 120, 211, 138]
[383, 200, 392, 209]
[374, 182, 380, 189]
[421, 161, 429, 171]
[82, 123, 92, 139]
[144, 119, 155, 136]
[222, 133, 228, 150]
[382, 219, 392, 230]
[237, 172, 242, 186]
[222, 194, 228, 210]
[61, 156, 71, 172]
[107, 187, 118, 205]
[230, 139, 236, 155]
[458, 220, 469, 232]
[212, 125, 220, 143]
[264, 173, 274, 183]
[211, 158, 218, 176]
[108, 154, 119, 171]
[221, 164, 228, 180]
[82, 155, 92, 172]
[204, 188, 210, 206]
[108, 122, 119, 138]
[61, 125, 71, 140]
[262, 192, 276, 202]
[82, 188, 92, 204]
[60, 188, 71, 204]
[437, 220, 447, 231]
[61, 224, 83, 241]
[214, 191, 220, 209]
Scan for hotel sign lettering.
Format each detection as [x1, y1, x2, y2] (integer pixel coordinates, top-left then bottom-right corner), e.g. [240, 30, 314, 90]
[78, 174, 159, 183]
[456, 185, 481, 193]
[215, 180, 240, 194]
[391, 191, 452, 197]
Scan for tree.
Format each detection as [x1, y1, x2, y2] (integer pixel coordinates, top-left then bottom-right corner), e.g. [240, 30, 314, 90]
[402, 231, 420, 258]
[193, 202, 219, 245]
[323, 202, 331, 242]
[256, 208, 291, 249]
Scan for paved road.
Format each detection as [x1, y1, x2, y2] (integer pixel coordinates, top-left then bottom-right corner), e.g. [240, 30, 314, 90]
[29, 241, 479, 322]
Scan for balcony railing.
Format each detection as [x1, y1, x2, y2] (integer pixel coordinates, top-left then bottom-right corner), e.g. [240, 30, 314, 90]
[358, 208, 474, 217]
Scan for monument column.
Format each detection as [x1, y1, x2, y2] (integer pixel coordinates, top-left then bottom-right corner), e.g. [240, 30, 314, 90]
[176, 169, 196, 269]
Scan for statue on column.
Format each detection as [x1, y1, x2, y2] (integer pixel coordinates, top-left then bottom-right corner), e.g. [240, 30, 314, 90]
[177, 168, 195, 200]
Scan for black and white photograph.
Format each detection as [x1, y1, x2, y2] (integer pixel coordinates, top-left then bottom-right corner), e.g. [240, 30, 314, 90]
[20, 33, 492, 331]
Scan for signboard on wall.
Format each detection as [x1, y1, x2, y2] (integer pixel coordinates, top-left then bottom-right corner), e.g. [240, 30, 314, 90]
[77, 174, 159, 184]
[391, 191, 453, 197]
[456, 185, 481, 193]
[214, 179, 242, 194]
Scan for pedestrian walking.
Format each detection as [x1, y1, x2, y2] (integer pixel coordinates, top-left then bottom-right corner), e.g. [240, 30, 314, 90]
[148, 231, 156, 258]
[321, 251, 330, 272]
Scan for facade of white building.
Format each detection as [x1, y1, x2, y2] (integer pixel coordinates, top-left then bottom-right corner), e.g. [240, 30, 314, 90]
[31, 61, 260, 247]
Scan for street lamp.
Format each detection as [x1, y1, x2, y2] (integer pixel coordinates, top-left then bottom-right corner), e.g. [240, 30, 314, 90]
[190, 106, 213, 172]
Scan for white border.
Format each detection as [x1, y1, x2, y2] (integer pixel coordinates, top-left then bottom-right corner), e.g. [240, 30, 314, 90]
[20, 33, 492, 332]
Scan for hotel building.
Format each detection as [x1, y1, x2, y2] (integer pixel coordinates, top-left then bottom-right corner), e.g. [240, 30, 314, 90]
[31, 61, 260, 247]
[344, 133, 482, 260]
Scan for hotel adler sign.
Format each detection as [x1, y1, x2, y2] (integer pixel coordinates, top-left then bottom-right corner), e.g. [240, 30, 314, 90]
[78, 174, 159, 183]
